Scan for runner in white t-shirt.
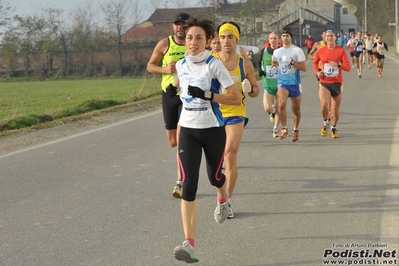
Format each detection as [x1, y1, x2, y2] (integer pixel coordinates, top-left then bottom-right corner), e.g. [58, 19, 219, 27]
[271, 27, 307, 142]
[171, 17, 241, 264]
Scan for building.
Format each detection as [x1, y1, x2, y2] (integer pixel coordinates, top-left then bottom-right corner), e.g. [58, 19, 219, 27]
[122, 0, 359, 65]
[213, 0, 284, 46]
[270, 0, 359, 45]
[121, 7, 217, 64]
[339, 5, 360, 34]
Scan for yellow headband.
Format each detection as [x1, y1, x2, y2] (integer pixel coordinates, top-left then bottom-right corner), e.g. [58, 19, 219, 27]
[219, 23, 240, 41]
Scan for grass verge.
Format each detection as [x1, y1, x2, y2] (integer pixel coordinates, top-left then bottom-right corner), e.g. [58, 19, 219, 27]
[0, 74, 161, 133]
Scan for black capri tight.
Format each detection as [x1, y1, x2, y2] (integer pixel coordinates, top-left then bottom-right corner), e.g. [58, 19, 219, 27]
[161, 91, 182, 130]
[178, 126, 226, 201]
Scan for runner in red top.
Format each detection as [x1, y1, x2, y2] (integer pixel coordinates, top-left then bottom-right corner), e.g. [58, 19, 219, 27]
[313, 30, 351, 139]
[304, 34, 315, 54]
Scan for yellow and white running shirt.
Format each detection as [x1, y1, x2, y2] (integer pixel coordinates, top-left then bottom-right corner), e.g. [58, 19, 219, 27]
[213, 53, 247, 118]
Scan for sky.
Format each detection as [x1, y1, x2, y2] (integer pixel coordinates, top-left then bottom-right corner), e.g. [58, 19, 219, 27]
[10, 0, 85, 16]
[9, 0, 204, 23]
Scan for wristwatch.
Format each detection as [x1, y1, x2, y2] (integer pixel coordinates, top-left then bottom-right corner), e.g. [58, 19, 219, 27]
[290, 59, 294, 65]
[337, 62, 342, 68]
[204, 90, 213, 101]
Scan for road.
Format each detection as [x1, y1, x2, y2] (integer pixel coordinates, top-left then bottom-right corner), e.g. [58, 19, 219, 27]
[1, 53, 399, 266]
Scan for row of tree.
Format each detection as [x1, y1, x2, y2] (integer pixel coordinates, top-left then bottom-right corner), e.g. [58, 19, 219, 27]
[0, 0, 395, 78]
[0, 0, 201, 78]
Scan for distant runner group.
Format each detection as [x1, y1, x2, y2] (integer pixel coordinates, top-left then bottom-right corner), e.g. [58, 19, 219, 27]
[346, 31, 388, 78]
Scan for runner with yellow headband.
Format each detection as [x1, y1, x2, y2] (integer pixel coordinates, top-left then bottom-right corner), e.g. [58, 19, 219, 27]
[214, 21, 260, 219]
[219, 22, 240, 41]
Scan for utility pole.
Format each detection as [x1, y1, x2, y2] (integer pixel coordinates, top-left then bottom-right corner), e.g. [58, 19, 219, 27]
[397, 0, 399, 53]
[299, 9, 303, 49]
[364, 0, 367, 32]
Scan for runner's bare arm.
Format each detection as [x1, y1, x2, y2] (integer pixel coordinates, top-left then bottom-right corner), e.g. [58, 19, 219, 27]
[213, 84, 241, 105]
[147, 38, 173, 74]
[292, 60, 307, 72]
[244, 57, 260, 98]
[307, 42, 319, 60]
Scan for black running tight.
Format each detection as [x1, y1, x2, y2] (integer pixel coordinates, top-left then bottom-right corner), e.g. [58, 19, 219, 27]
[178, 126, 226, 201]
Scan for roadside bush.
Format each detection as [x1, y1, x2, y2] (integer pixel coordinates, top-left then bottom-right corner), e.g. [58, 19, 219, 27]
[6, 115, 40, 130]
[0, 99, 127, 132]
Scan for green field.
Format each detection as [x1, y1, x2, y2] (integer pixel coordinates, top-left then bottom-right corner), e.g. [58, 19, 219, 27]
[0, 75, 161, 131]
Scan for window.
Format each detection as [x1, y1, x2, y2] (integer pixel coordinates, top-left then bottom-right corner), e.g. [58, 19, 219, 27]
[342, 7, 348, 15]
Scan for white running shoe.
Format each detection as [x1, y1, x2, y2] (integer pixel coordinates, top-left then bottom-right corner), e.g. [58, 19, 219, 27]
[174, 240, 199, 263]
[227, 198, 234, 219]
[172, 181, 183, 198]
[273, 128, 279, 138]
[214, 189, 229, 223]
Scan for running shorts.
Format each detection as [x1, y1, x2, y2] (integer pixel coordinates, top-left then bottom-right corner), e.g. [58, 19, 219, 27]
[278, 84, 302, 98]
[161, 90, 182, 130]
[264, 86, 277, 96]
[354, 50, 363, 57]
[375, 53, 385, 60]
[320, 82, 343, 97]
[223, 116, 249, 127]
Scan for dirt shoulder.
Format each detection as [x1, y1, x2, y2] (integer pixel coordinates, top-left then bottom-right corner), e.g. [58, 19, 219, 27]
[0, 98, 162, 155]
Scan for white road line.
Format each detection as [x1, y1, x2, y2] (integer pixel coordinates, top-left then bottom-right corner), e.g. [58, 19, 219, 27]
[0, 109, 162, 159]
[386, 54, 399, 62]
[381, 116, 399, 252]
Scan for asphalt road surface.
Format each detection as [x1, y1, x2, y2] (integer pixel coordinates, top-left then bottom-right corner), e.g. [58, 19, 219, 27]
[1, 52, 399, 266]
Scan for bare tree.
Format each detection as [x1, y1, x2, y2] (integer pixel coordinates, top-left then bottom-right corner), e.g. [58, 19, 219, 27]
[100, 0, 128, 75]
[145, 0, 162, 14]
[0, 0, 14, 30]
[12, 15, 46, 73]
[70, 3, 97, 76]
[131, 0, 143, 27]
[99, 0, 142, 75]
[341, 0, 395, 36]
[163, 0, 188, 8]
[41, 8, 74, 75]
[0, 30, 18, 77]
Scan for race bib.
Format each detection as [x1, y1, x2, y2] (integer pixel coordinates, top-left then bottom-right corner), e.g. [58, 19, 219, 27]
[266, 65, 278, 79]
[323, 63, 339, 77]
[279, 62, 295, 75]
[356, 45, 363, 52]
[377, 47, 385, 55]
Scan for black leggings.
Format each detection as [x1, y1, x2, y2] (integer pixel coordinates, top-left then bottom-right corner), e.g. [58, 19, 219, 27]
[161, 91, 182, 130]
[178, 126, 226, 201]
